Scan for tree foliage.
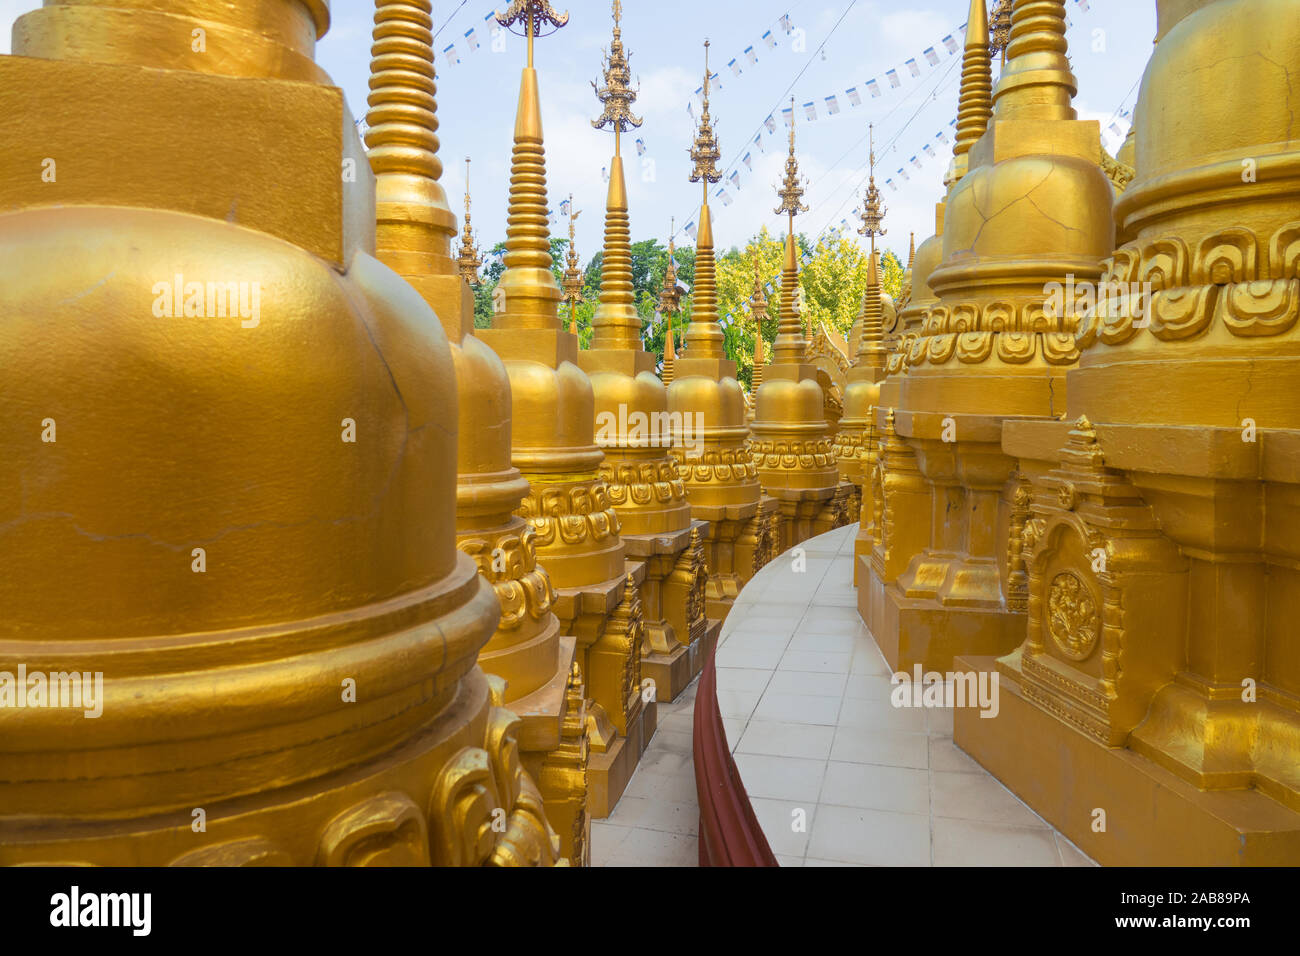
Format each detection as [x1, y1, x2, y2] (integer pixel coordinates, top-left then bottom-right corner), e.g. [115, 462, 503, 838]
[470, 226, 902, 389]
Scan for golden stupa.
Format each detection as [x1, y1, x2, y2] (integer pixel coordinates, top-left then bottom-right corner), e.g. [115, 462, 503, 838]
[958, 0, 1300, 865]
[578, 1, 715, 703]
[749, 104, 841, 552]
[666, 43, 777, 619]
[0, 0, 561, 866]
[364, 0, 588, 863]
[834, 126, 889, 549]
[863, 0, 1115, 673]
[473, 0, 652, 818]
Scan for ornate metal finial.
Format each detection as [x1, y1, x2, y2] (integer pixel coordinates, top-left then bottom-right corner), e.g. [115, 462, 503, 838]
[562, 194, 584, 328]
[689, 40, 722, 186]
[658, 218, 683, 315]
[774, 97, 808, 218]
[496, 0, 569, 65]
[990, 0, 1014, 63]
[592, 0, 642, 138]
[456, 156, 483, 287]
[857, 124, 887, 248]
[749, 253, 768, 320]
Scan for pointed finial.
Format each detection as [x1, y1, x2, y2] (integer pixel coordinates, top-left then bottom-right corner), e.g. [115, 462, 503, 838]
[563, 192, 584, 330]
[592, 0, 642, 141]
[689, 39, 722, 188]
[952, 0, 993, 182]
[907, 232, 916, 268]
[497, 0, 569, 67]
[857, 123, 887, 249]
[456, 156, 483, 286]
[659, 217, 683, 315]
[990, 0, 1014, 63]
[749, 252, 769, 321]
[774, 97, 808, 218]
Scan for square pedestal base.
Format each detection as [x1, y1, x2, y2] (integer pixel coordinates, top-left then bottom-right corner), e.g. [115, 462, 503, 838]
[641, 616, 719, 702]
[642, 644, 692, 704]
[588, 696, 657, 818]
[858, 556, 1023, 672]
[954, 655, 1300, 866]
[705, 596, 735, 622]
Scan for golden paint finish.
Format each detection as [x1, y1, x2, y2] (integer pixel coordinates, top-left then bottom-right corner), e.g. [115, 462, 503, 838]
[836, 253, 888, 531]
[364, 0, 587, 862]
[958, 0, 1300, 865]
[667, 45, 771, 619]
[861, 0, 1114, 672]
[578, 4, 712, 702]
[0, 0, 560, 866]
[836, 133, 889, 530]
[475, 6, 651, 818]
[750, 114, 840, 552]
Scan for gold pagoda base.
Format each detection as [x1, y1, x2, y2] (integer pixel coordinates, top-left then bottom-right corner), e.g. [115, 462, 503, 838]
[507, 634, 587, 864]
[954, 654, 1300, 866]
[767, 488, 836, 554]
[642, 617, 720, 703]
[587, 696, 655, 819]
[859, 556, 1024, 672]
[621, 521, 715, 702]
[811, 480, 855, 537]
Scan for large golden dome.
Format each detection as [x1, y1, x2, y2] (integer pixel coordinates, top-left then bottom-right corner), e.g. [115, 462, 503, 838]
[0, 203, 499, 828]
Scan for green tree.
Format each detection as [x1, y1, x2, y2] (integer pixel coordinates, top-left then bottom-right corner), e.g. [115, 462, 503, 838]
[471, 228, 902, 388]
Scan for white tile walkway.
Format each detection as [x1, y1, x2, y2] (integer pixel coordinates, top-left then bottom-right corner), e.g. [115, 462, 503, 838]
[591, 675, 701, 866]
[591, 524, 1097, 867]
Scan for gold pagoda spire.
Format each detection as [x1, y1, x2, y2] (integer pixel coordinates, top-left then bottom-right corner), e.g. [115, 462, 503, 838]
[906, 232, 916, 269]
[365, 0, 459, 281]
[662, 316, 677, 384]
[952, 0, 993, 182]
[492, 0, 570, 329]
[855, 125, 887, 372]
[994, 0, 1077, 121]
[590, 0, 644, 351]
[685, 40, 725, 360]
[562, 194, 584, 333]
[856, 248, 887, 374]
[772, 99, 808, 366]
[658, 219, 684, 316]
[456, 156, 483, 287]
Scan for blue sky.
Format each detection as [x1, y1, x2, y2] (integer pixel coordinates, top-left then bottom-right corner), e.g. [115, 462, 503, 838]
[1, 1, 1156, 265]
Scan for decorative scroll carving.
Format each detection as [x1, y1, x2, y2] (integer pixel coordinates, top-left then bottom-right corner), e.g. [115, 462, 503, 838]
[459, 524, 555, 630]
[600, 458, 688, 507]
[519, 479, 622, 549]
[318, 792, 430, 867]
[748, 437, 837, 470]
[672, 446, 760, 484]
[1079, 221, 1300, 348]
[428, 691, 565, 868]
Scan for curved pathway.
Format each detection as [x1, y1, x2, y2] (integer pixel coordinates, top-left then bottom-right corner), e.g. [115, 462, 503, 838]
[592, 524, 1096, 866]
